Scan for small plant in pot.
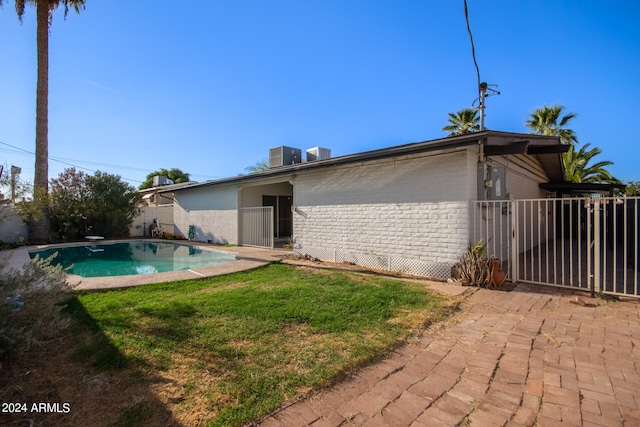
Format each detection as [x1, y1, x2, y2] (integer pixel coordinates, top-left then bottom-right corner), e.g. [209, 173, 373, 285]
[487, 258, 507, 287]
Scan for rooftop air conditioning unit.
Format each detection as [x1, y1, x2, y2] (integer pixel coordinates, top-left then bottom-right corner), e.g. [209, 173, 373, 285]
[306, 147, 331, 162]
[153, 175, 169, 187]
[269, 146, 302, 168]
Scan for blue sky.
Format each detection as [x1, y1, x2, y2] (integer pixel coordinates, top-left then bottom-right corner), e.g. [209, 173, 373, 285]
[1, 0, 639, 188]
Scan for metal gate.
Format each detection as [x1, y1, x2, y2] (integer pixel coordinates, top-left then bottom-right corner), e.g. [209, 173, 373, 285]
[471, 197, 640, 298]
[238, 207, 274, 249]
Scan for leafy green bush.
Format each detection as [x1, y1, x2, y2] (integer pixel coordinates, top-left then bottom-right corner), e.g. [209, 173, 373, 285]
[48, 168, 140, 240]
[0, 253, 73, 369]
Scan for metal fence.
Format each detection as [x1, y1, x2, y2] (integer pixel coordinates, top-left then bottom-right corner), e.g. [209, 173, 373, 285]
[238, 207, 274, 249]
[471, 197, 640, 298]
[470, 200, 513, 264]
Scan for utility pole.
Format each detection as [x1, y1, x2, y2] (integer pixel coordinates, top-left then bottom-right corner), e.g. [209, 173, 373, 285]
[479, 82, 487, 131]
[11, 165, 21, 204]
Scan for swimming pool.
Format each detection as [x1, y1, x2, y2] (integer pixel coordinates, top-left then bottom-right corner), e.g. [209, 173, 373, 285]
[29, 241, 237, 278]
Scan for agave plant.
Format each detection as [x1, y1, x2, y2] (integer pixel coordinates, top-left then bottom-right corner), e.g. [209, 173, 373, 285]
[457, 240, 492, 288]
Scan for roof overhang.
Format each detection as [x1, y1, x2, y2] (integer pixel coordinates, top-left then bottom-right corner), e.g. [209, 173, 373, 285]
[484, 141, 530, 156]
[482, 133, 565, 182]
[140, 181, 196, 194]
[164, 130, 567, 194]
[526, 145, 571, 155]
[485, 142, 569, 156]
[540, 181, 626, 196]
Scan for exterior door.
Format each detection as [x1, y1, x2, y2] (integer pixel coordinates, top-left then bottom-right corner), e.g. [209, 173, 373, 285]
[278, 196, 292, 237]
[262, 195, 292, 238]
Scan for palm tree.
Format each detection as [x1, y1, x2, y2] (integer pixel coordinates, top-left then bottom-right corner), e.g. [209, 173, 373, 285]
[443, 108, 480, 136]
[563, 143, 620, 184]
[2, 0, 86, 241]
[526, 105, 578, 145]
[244, 159, 270, 174]
[625, 180, 640, 196]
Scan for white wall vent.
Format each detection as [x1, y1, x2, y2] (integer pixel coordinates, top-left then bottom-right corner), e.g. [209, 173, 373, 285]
[269, 146, 302, 168]
[306, 147, 331, 162]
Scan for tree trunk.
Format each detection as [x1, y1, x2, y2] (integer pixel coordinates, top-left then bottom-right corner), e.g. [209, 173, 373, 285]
[35, 0, 49, 193]
[30, 0, 51, 243]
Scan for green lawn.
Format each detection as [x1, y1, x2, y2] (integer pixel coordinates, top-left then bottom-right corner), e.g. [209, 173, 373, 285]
[66, 262, 454, 426]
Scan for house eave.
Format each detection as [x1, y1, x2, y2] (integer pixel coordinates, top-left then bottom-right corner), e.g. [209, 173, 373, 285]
[165, 130, 564, 194]
[540, 181, 626, 196]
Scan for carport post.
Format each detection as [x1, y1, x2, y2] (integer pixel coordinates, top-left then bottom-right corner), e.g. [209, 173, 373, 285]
[593, 196, 601, 294]
[510, 200, 517, 283]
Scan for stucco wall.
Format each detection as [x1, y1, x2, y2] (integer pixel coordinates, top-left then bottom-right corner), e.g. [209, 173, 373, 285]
[173, 185, 238, 244]
[239, 182, 292, 207]
[0, 206, 28, 243]
[292, 149, 474, 278]
[493, 154, 552, 200]
[130, 205, 174, 237]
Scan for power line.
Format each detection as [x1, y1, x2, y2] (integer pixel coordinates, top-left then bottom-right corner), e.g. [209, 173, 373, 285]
[0, 140, 144, 183]
[1, 140, 224, 183]
[49, 155, 152, 173]
[463, 0, 481, 100]
[0, 141, 150, 173]
[463, 1, 500, 131]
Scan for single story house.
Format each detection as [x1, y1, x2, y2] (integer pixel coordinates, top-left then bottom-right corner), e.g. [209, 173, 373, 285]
[160, 130, 566, 278]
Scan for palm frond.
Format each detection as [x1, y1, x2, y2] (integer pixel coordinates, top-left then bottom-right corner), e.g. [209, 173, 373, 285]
[443, 108, 480, 136]
[526, 104, 577, 144]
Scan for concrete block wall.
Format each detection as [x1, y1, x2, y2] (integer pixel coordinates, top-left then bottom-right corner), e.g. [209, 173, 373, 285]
[130, 205, 174, 237]
[173, 185, 238, 244]
[292, 149, 474, 277]
[0, 206, 28, 243]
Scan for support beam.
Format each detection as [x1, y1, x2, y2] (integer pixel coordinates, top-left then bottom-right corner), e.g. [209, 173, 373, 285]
[484, 141, 529, 156]
[527, 145, 570, 154]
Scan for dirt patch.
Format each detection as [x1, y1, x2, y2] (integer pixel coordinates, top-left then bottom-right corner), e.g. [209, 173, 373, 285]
[285, 257, 471, 296]
[0, 334, 178, 427]
[286, 257, 520, 295]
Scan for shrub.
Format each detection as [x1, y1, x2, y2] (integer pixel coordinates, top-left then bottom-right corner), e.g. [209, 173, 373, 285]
[162, 232, 184, 240]
[0, 253, 73, 369]
[457, 240, 493, 288]
[48, 168, 140, 241]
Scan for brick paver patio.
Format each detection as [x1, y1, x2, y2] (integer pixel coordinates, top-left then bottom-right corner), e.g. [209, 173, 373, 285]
[258, 284, 640, 426]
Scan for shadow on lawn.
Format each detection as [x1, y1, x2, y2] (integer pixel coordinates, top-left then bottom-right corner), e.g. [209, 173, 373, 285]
[0, 296, 180, 427]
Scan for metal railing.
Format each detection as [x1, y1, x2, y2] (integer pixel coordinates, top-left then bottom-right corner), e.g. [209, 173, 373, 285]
[471, 197, 640, 298]
[239, 207, 274, 249]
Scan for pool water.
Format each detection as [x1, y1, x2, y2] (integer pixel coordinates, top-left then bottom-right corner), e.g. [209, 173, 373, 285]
[29, 241, 236, 278]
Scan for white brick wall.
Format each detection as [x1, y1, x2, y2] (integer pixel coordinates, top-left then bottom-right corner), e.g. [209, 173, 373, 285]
[173, 185, 238, 244]
[292, 149, 474, 278]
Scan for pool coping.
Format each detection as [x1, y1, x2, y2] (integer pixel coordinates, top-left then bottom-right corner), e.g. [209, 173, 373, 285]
[1, 239, 290, 290]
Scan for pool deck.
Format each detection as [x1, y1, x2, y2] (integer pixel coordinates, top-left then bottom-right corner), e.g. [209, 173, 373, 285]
[1, 240, 290, 290]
